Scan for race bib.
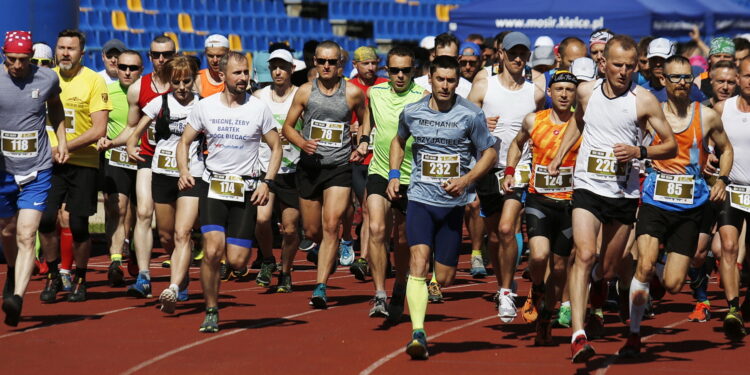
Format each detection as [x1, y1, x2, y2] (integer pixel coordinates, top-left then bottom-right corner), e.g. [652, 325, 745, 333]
[154, 146, 179, 177]
[64, 108, 76, 133]
[729, 184, 750, 213]
[310, 119, 344, 147]
[108, 146, 136, 170]
[533, 165, 573, 193]
[586, 149, 629, 181]
[1, 131, 38, 158]
[420, 153, 460, 183]
[513, 163, 531, 188]
[147, 123, 156, 145]
[368, 128, 376, 151]
[653, 173, 695, 205]
[705, 170, 719, 187]
[208, 173, 247, 202]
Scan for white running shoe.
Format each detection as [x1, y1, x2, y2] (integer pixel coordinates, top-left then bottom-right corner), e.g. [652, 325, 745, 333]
[497, 290, 518, 323]
[159, 286, 178, 314]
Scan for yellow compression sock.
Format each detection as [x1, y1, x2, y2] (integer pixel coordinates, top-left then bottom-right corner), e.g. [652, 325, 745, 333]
[111, 254, 122, 262]
[471, 249, 482, 257]
[407, 275, 428, 331]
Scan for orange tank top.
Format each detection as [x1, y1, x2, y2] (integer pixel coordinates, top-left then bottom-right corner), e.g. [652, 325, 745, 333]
[199, 69, 224, 97]
[528, 108, 581, 200]
[652, 102, 707, 175]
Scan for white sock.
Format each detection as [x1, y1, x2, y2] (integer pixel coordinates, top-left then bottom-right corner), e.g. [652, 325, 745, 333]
[169, 283, 179, 291]
[562, 300, 571, 307]
[572, 329, 586, 342]
[629, 277, 650, 334]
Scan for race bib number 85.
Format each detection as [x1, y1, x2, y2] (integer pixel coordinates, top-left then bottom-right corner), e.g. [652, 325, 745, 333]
[653, 173, 695, 205]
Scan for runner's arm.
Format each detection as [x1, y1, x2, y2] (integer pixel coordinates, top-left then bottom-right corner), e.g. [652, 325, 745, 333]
[262, 129, 282, 182]
[354, 92, 374, 156]
[282, 84, 315, 154]
[634, 93, 677, 161]
[386, 134, 407, 200]
[705, 107, 733, 201]
[502, 113, 534, 192]
[125, 114, 153, 162]
[349, 86, 367, 162]
[66, 110, 107, 153]
[176, 124, 198, 190]
[111, 82, 142, 147]
[548, 105, 584, 175]
[47, 93, 69, 164]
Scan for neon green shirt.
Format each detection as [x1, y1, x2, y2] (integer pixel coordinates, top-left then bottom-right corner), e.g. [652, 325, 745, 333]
[105, 81, 129, 159]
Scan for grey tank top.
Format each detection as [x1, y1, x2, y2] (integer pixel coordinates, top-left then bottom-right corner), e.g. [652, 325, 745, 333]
[302, 78, 351, 166]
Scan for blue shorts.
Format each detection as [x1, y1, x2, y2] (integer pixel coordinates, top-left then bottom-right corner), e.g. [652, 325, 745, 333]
[406, 200, 465, 267]
[0, 169, 52, 218]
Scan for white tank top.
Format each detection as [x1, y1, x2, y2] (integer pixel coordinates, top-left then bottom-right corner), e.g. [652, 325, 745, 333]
[574, 79, 641, 198]
[257, 85, 300, 174]
[482, 75, 536, 170]
[722, 96, 750, 185]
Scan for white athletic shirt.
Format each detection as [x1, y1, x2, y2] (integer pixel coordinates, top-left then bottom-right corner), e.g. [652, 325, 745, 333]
[482, 75, 535, 170]
[142, 94, 203, 177]
[256, 85, 300, 174]
[722, 96, 750, 185]
[574, 79, 641, 199]
[187, 93, 276, 182]
[414, 75, 473, 98]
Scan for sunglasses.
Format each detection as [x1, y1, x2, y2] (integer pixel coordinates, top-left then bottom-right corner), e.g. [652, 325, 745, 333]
[459, 59, 478, 66]
[387, 67, 412, 75]
[105, 52, 120, 59]
[31, 58, 51, 66]
[150, 51, 175, 59]
[171, 78, 193, 85]
[665, 74, 694, 83]
[315, 58, 338, 66]
[118, 64, 140, 72]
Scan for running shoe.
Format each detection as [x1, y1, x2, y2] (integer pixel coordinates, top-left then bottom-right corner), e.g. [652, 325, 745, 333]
[276, 273, 292, 293]
[469, 255, 487, 278]
[534, 315, 554, 346]
[192, 247, 204, 262]
[219, 262, 231, 282]
[369, 296, 389, 318]
[107, 261, 125, 287]
[617, 332, 641, 358]
[310, 283, 327, 309]
[39, 273, 61, 303]
[256, 262, 276, 287]
[387, 285, 406, 323]
[199, 307, 219, 333]
[521, 288, 541, 323]
[570, 334, 595, 363]
[338, 240, 355, 266]
[405, 330, 429, 360]
[306, 245, 319, 265]
[159, 286, 178, 314]
[177, 287, 189, 302]
[229, 267, 252, 282]
[161, 259, 171, 268]
[350, 258, 368, 281]
[127, 274, 152, 298]
[60, 272, 73, 292]
[557, 305, 571, 328]
[688, 301, 711, 322]
[497, 290, 518, 323]
[67, 278, 87, 302]
[2, 295, 22, 327]
[428, 281, 443, 303]
[127, 255, 138, 277]
[299, 238, 316, 252]
[723, 306, 747, 339]
[585, 310, 605, 339]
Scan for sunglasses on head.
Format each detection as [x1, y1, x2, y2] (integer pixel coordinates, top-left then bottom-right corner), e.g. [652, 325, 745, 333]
[315, 58, 338, 66]
[118, 64, 140, 72]
[31, 58, 51, 66]
[150, 51, 175, 59]
[388, 67, 412, 75]
[665, 74, 693, 83]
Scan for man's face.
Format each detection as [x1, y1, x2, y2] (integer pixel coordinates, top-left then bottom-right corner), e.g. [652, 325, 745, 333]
[434, 43, 458, 59]
[710, 67, 738, 101]
[459, 49, 480, 81]
[354, 58, 379, 81]
[738, 59, 750, 99]
[268, 58, 293, 86]
[430, 67, 459, 102]
[662, 62, 694, 102]
[116, 53, 142, 86]
[603, 44, 637, 91]
[314, 47, 340, 80]
[482, 47, 494, 67]
[55, 36, 83, 72]
[648, 56, 667, 79]
[559, 42, 586, 70]
[149, 41, 176, 73]
[502, 45, 531, 75]
[205, 46, 228, 73]
[710, 53, 734, 67]
[548, 82, 576, 112]
[3, 52, 31, 78]
[735, 49, 750, 66]
[102, 49, 120, 76]
[638, 53, 650, 78]
[220, 57, 249, 95]
[387, 55, 414, 93]
[590, 43, 606, 65]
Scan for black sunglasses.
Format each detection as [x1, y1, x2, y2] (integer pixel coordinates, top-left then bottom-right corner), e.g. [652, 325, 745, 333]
[388, 67, 412, 75]
[31, 58, 51, 66]
[665, 74, 694, 83]
[315, 58, 338, 66]
[118, 64, 140, 72]
[105, 52, 120, 59]
[150, 51, 175, 59]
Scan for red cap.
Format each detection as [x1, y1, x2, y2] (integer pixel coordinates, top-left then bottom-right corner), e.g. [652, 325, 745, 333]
[4, 31, 33, 54]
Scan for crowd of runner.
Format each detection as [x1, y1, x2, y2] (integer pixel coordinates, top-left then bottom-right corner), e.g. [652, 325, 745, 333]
[2, 24, 750, 362]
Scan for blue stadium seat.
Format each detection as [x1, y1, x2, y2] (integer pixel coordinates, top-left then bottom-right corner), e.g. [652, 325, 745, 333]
[287, 17, 301, 34]
[124, 32, 145, 50]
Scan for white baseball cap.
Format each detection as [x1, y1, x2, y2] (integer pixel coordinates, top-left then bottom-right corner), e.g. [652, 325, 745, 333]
[420, 36, 436, 50]
[570, 57, 597, 81]
[32, 43, 52, 60]
[204, 34, 229, 49]
[534, 36, 554, 48]
[267, 49, 294, 63]
[647, 38, 676, 59]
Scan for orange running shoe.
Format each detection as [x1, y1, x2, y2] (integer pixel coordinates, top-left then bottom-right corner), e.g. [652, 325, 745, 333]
[688, 301, 711, 322]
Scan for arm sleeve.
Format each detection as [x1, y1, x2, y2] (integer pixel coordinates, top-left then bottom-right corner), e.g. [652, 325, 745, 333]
[260, 103, 276, 135]
[141, 96, 161, 119]
[396, 110, 411, 140]
[187, 101, 205, 132]
[88, 73, 113, 112]
[469, 111, 497, 152]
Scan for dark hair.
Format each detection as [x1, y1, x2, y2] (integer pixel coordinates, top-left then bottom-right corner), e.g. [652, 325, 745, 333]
[434, 33, 460, 50]
[269, 42, 293, 53]
[57, 29, 86, 50]
[493, 31, 512, 49]
[219, 51, 247, 73]
[430, 55, 460, 76]
[152, 35, 174, 45]
[414, 47, 430, 71]
[558, 37, 585, 57]
[664, 55, 691, 71]
[118, 49, 143, 65]
[604, 34, 637, 59]
[467, 34, 484, 44]
[387, 45, 415, 66]
[711, 59, 738, 71]
[164, 56, 198, 81]
[315, 40, 342, 58]
[637, 36, 656, 56]
[734, 37, 750, 53]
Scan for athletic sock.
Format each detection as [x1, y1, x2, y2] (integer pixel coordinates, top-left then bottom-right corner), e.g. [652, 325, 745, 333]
[74, 268, 86, 281]
[60, 227, 73, 271]
[629, 277, 650, 334]
[471, 249, 482, 257]
[262, 256, 276, 264]
[515, 233, 523, 264]
[430, 272, 437, 284]
[728, 297, 740, 310]
[46, 258, 60, 275]
[169, 283, 179, 291]
[375, 290, 387, 299]
[688, 266, 708, 302]
[111, 253, 123, 264]
[572, 329, 586, 342]
[561, 300, 571, 308]
[139, 269, 151, 281]
[406, 275, 428, 331]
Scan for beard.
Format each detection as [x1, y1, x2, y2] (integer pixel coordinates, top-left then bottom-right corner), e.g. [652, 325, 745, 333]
[58, 61, 74, 71]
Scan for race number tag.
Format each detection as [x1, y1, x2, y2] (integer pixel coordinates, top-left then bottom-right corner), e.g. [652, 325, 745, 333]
[586, 149, 629, 181]
[653, 173, 695, 205]
[705, 170, 719, 187]
[310, 120, 344, 147]
[513, 163, 531, 188]
[729, 185, 750, 213]
[154, 146, 179, 177]
[368, 128, 376, 151]
[147, 123, 156, 145]
[64, 108, 76, 133]
[208, 174, 246, 202]
[534, 165, 573, 193]
[108, 146, 137, 170]
[420, 153, 460, 183]
[1, 131, 38, 157]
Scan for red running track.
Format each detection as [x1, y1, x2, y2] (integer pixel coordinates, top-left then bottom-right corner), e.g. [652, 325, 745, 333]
[0, 250, 747, 374]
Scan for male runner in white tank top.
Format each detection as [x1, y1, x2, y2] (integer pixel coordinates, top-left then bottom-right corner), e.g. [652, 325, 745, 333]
[468, 31, 545, 323]
[711, 56, 750, 339]
[548, 35, 677, 363]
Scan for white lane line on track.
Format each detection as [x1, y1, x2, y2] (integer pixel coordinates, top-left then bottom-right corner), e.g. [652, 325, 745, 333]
[0, 306, 136, 340]
[120, 308, 327, 375]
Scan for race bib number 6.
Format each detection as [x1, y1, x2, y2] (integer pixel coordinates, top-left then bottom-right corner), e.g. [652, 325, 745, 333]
[729, 185, 750, 213]
[653, 173, 695, 205]
[421, 153, 460, 183]
[310, 120, 344, 147]
[1, 131, 38, 158]
[587, 149, 629, 181]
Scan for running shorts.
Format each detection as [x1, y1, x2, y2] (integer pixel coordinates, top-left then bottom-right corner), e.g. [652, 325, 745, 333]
[525, 193, 573, 257]
[572, 188, 638, 225]
[636, 203, 703, 257]
[406, 200, 465, 267]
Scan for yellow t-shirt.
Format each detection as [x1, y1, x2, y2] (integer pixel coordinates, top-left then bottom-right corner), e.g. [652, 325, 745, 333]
[50, 66, 112, 168]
